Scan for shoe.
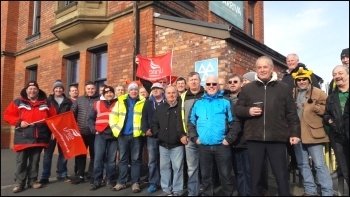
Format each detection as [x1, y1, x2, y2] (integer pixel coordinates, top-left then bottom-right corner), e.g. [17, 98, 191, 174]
[71, 176, 84, 184]
[142, 177, 149, 183]
[106, 181, 115, 189]
[113, 183, 126, 191]
[12, 185, 24, 193]
[90, 182, 101, 191]
[57, 176, 71, 182]
[173, 192, 183, 196]
[302, 193, 320, 196]
[28, 181, 42, 189]
[147, 184, 158, 193]
[158, 191, 172, 196]
[39, 178, 49, 184]
[131, 182, 140, 193]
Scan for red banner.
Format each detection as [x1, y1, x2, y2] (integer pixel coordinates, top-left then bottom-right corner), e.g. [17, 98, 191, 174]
[136, 52, 173, 81]
[45, 111, 87, 159]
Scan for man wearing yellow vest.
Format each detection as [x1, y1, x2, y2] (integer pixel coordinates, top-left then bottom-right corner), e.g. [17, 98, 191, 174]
[179, 71, 205, 196]
[109, 82, 146, 193]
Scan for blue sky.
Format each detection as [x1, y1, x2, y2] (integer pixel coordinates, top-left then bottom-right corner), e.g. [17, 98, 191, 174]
[264, 1, 349, 90]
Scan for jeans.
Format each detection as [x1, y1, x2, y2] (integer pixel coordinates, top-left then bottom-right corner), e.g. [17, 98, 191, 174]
[147, 137, 160, 185]
[159, 145, 184, 194]
[185, 140, 200, 196]
[232, 148, 251, 196]
[41, 138, 68, 179]
[117, 135, 143, 184]
[199, 144, 233, 196]
[15, 147, 43, 186]
[93, 133, 118, 184]
[294, 142, 333, 196]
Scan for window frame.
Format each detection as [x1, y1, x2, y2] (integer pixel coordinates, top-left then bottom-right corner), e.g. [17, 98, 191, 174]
[64, 52, 80, 93]
[26, 64, 38, 82]
[88, 44, 108, 87]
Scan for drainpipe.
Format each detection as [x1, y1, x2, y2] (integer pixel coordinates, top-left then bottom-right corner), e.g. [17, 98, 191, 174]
[133, 1, 140, 80]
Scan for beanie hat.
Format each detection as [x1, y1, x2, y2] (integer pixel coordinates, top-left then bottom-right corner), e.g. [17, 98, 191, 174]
[127, 82, 139, 92]
[242, 71, 256, 82]
[53, 79, 64, 90]
[103, 85, 115, 95]
[340, 48, 349, 59]
[26, 80, 39, 89]
[151, 82, 164, 90]
[292, 67, 313, 85]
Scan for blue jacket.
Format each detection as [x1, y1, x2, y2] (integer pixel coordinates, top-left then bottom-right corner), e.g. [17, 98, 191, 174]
[188, 90, 235, 145]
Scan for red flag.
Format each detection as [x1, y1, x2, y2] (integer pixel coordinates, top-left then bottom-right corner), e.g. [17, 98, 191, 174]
[45, 111, 87, 159]
[136, 51, 173, 81]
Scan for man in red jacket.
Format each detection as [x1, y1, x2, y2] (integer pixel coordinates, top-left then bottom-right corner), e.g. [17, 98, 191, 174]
[4, 80, 57, 193]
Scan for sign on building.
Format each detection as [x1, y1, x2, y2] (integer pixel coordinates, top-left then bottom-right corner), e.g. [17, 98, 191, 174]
[195, 58, 218, 86]
[209, 1, 244, 30]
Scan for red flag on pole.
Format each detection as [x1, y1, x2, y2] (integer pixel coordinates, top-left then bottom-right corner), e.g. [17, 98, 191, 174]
[136, 51, 173, 81]
[45, 111, 87, 159]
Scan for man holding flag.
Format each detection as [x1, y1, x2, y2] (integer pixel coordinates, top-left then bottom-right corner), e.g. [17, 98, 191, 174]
[4, 80, 57, 193]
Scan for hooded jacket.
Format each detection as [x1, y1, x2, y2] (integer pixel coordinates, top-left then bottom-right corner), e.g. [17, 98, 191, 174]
[234, 72, 301, 142]
[4, 88, 57, 151]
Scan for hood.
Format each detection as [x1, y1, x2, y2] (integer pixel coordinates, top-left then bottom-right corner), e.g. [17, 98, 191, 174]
[20, 88, 47, 101]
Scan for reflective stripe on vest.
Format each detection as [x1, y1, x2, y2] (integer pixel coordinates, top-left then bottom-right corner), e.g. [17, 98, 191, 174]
[94, 100, 116, 132]
[181, 91, 188, 133]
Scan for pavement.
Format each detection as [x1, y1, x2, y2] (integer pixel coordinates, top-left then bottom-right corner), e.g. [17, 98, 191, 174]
[1, 148, 348, 196]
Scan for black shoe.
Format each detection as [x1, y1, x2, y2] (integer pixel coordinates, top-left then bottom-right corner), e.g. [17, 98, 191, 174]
[106, 181, 116, 189]
[39, 179, 49, 184]
[288, 162, 298, 171]
[90, 183, 101, 191]
[57, 176, 71, 182]
[71, 176, 84, 184]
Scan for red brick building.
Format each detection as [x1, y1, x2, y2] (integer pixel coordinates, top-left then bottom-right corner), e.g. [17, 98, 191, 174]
[1, 1, 287, 148]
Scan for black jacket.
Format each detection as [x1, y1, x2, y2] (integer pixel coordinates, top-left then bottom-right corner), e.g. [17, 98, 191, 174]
[151, 100, 185, 149]
[71, 94, 100, 135]
[141, 95, 165, 135]
[47, 93, 72, 114]
[324, 89, 348, 141]
[234, 73, 301, 142]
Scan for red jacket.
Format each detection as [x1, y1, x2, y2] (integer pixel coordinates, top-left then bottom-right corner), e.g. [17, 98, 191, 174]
[4, 89, 57, 151]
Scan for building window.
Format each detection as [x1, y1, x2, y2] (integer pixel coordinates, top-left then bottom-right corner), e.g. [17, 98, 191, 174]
[88, 44, 108, 87]
[64, 52, 80, 89]
[26, 65, 38, 81]
[33, 1, 41, 35]
[64, 1, 76, 6]
[248, 1, 256, 38]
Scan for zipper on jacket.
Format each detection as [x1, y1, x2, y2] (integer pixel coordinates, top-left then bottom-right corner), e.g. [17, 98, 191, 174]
[263, 85, 267, 141]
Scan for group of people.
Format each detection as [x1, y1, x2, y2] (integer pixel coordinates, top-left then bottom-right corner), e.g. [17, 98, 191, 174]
[3, 48, 349, 196]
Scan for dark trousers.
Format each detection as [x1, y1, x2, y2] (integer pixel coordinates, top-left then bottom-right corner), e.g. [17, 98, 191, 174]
[75, 134, 95, 182]
[232, 148, 251, 196]
[247, 141, 290, 196]
[15, 147, 43, 186]
[199, 144, 233, 196]
[329, 132, 349, 185]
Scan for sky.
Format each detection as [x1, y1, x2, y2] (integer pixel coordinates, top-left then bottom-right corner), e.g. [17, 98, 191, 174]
[264, 1, 349, 90]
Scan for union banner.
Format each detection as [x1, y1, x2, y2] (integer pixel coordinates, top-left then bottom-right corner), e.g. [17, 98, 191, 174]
[45, 111, 87, 159]
[136, 51, 173, 81]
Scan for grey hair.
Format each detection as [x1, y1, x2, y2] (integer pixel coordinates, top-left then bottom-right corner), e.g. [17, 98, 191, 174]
[286, 53, 299, 61]
[256, 56, 274, 68]
[333, 65, 349, 74]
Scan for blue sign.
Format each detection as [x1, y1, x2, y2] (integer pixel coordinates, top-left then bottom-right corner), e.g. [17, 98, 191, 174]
[195, 58, 218, 86]
[209, 1, 244, 30]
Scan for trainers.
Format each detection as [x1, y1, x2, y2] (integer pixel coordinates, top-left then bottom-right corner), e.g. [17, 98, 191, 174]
[147, 184, 158, 193]
[173, 192, 183, 196]
[12, 185, 24, 193]
[90, 182, 101, 191]
[39, 178, 49, 184]
[106, 181, 116, 189]
[113, 183, 126, 191]
[71, 176, 84, 184]
[131, 183, 140, 193]
[28, 181, 42, 189]
[158, 191, 172, 196]
[57, 176, 71, 182]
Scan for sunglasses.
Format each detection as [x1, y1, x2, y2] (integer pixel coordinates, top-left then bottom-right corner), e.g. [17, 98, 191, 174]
[296, 78, 308, 82]
[206, 83, 218, 86]
[228, 80, 239, 84]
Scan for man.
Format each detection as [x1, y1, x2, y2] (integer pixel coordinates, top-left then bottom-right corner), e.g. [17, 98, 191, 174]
[188, 75, 235, 196]
[175, 77, 187, 95]
[141, 82, 165, 193]
[242, 71, 256, 86]
[218, 77, 226, 90]
[157, 77, 168, 89]
[282, 53, 319, 171]
[139, 86, 150, 100]
[324, 65, 349, 186]
[151, 85, 187, 196]
[4, 80, 57, 193]
[109, 82, 146, 193]
[71, 81, 100, 184]
[234, 56, 301, 196]
[114, 84, 125, 98]
[292, 68, 333, 196]
[88, 85, 118, 191]
[39, 80, 73, 184]
[99, 84, 107, 100]
[179, 71, 205, 196]
[69, 84, 79, 102]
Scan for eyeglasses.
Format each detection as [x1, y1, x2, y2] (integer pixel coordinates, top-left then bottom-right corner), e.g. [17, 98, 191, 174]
[158, 81, 167, 84]
[296, 78, 308, 82]
[228, 80, 239, 84]
[206, 83, 218, 86]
